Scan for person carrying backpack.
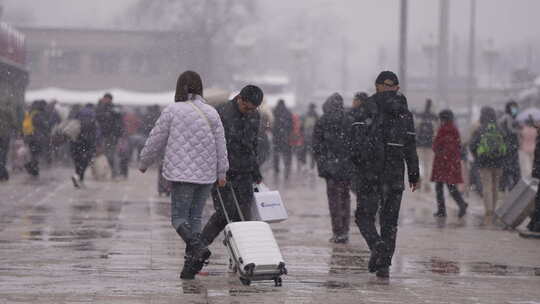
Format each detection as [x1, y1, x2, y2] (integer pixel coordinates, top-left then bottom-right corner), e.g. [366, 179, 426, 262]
[470, 106, 508, 225]
[415, 98, 438, 192]
[349, 71, 419, 278]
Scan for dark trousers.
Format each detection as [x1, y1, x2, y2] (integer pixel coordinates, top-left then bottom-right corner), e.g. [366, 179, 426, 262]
[25, 138, 42, 176]
[0, 136, 9, 180]
[435, 182, 467, 212]
[70, 140, 94, 181]
[103, 137, 118, 178]
[527, 186, 540, 232]
[355, 182, 403, 267]
[273, 145, 292, 179]
[200, 173, 254, 246]
[500, 154, 521, 192]
[326, 179, 351, 236]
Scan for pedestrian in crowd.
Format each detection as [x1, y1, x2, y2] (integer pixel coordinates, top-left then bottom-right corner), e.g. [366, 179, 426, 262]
[498, 100, 521, 192]
[312, 93, 352, 244]
[431, 109, 468, 218]
[289, 112, 305, 172]
[118, 108, 142, 179]
[199, 85, 264, 271]
[140, 105, 161, 162]
[139, 71, 228, 279]
[527, 124, 540, 233]
[257, 106, 272, 167]
[95, 93, 123, 179]
[23, 100, 49, 178]
[0, 104, 16, 181]
[415, 98, 438, 192]
[45, 100, 61, 164]
[272, 99, 293, 181]
[352, 92, 368, 109]
[349, 71, 419, 278]
[301, 103, 319, 170]
[70, 103, 98, 188]
[470, 106, 507, 226]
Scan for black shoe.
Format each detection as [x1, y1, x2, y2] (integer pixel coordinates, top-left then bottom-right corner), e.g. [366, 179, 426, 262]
[433, 210, 447, 218]
[334, 235, 349, 244]
[376, 266, 390, 278]
[458, 203, 468, 218]
[176, 224, 212, 263]
[180, 260, 196, 280]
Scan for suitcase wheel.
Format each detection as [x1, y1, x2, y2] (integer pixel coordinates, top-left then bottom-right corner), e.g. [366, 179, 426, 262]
[274, 277, 282, 287]
[240, 277, 251, 286]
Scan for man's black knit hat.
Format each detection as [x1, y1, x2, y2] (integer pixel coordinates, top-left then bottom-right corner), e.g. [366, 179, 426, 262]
[239, 85, 264, 106]
[375, 71, 399, 85]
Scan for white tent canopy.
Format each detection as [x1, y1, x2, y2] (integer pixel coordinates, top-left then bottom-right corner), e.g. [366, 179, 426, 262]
[25, 87, 230, 107]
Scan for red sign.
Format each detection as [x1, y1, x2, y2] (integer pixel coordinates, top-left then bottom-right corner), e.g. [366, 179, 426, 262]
[0, 22, 26, 66]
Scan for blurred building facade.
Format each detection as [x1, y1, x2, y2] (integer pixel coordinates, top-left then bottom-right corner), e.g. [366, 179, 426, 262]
[19, 27, 206, 92]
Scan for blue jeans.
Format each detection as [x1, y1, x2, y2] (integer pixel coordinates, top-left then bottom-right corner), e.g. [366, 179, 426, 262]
[171, 182, 213, 233]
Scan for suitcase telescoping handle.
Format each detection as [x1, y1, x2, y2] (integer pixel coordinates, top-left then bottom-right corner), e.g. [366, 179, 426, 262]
[216, 183, 246, 224]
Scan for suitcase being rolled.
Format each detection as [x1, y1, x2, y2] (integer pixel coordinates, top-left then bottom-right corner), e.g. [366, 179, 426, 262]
[495, 177, 538, 229]
[217, 185, 287, 286]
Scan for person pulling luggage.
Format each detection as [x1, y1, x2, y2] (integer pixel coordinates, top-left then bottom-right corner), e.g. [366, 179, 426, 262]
[197, 85, 264, 271]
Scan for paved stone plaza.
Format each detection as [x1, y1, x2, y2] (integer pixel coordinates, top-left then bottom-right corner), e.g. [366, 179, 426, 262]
[1, 167, 539, 303]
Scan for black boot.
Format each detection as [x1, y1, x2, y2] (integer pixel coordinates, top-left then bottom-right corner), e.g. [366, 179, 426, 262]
[180, 256, 196, 279]
[458, 202, 468, 218]
[176, 223, 211, 264]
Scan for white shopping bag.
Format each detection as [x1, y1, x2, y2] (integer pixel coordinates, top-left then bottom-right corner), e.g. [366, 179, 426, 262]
[91, 154, 111, 181]
[251, 183, 288, 223]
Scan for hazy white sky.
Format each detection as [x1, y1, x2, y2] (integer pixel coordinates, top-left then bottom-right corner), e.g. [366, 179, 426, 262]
[3, 0, 539, 46]
[3, 0, 539, 91]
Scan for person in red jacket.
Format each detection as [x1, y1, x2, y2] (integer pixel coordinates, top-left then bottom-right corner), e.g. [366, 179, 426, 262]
[431, 109, 468, 218]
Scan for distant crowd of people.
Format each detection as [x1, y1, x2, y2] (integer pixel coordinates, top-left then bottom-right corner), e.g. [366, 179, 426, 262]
[0, 93, 161, 187]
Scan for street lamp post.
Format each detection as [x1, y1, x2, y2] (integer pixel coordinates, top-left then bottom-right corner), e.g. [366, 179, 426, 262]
[399, 0, 408, 94]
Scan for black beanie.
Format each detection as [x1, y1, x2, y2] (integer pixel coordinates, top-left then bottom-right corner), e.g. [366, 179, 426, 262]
[239, 85, 264, 106]
[375, 71, 399, 85]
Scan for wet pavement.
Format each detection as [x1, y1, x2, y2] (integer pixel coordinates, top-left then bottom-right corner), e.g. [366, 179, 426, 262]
[1, 166, 540, 303]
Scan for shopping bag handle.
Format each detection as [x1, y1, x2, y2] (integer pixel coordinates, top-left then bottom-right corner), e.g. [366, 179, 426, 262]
[253, 182, 270, 193]
[216, 183, 245, 224]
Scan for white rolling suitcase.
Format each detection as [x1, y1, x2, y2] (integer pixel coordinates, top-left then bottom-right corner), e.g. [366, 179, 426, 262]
[217, 186, 287, 286]
[495, 177, 538, 228]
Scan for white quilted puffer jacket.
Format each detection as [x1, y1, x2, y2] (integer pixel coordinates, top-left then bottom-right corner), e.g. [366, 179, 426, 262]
[139, 95, 229, 184]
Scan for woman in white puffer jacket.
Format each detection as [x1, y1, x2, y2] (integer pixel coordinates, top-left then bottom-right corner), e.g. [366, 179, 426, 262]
[139, 70, 228, 279]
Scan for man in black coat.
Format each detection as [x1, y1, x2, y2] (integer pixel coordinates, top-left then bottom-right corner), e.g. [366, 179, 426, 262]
[200, 85, 264, 250]
[349, 71, 420, 278]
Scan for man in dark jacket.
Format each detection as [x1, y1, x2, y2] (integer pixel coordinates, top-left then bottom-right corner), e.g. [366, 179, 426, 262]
[95, 93, 123, 178]
[272, 99, 293, 181]
[313, 93, 352, 243]
[70, 103, 98, 188]
[349, 71, 420, 278]
[199, 85, 263, 253]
